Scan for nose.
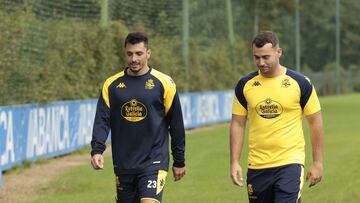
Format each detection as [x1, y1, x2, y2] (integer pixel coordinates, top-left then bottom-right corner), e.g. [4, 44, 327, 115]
[130, 55, 137, 62]
[258, 58, 265, 66]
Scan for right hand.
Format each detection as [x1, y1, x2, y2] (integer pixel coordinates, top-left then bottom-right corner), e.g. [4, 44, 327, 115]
[230, 162, 244, 187]
[91, 154, 104, 170]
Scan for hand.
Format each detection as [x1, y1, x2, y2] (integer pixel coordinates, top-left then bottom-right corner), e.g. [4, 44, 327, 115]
[172, 166, 186, 181]
[230, 162, 244, 187]
[91, 154, 104, 170]
[306, 162, 323, 187]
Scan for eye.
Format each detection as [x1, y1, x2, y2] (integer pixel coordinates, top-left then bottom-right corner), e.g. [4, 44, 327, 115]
[136, 52, 143, 56]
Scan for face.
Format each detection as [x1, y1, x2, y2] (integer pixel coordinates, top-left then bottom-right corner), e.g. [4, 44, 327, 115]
[252, 43, 282, 77]
[125, 42, 151, 76]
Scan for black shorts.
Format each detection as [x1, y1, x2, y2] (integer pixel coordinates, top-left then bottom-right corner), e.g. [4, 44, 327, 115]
[246, 164, 304, 203]
[115, 170, 167, 203]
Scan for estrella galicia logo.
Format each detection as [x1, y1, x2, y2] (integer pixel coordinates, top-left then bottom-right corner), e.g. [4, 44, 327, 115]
[121, 99, 147, 122]
[255, 98, 283, 119]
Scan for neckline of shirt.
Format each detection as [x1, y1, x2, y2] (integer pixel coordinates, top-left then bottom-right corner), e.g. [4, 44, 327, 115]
[258, 66, 287, 79]
[124, 66, 152, 78]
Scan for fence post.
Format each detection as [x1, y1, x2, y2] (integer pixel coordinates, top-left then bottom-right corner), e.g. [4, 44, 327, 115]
[182, 0, 190, 92]
[226, 0, 236, 71]
[335, 0, 341, 94]
[254, 0, 259, 35]
[295, 0, 301, 72]
[100, 0, 109, 28]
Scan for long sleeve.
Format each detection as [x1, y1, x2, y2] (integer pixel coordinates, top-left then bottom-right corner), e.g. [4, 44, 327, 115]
[90, 92, 111, 156]
[167, 93, 186, 167]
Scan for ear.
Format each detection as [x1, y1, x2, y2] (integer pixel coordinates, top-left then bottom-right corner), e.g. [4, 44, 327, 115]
[147, 49, 151, 59]
[276, 47, 282, 57]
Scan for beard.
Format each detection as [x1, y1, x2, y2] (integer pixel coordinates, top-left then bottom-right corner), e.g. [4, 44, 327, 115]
[258, 65, 271, 72]
[129, 62, 142, 72]
[127, 60, 150, 76]
[129, 66, 141, 73]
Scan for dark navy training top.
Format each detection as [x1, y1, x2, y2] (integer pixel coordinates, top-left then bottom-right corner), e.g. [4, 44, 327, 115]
[91, 67, 185, 174]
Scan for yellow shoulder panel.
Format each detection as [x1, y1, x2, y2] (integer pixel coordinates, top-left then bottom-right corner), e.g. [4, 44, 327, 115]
[102, 71, 125, 108]
[232, 96, 247, 115]
[150, 69, 176, 114]
[303, 86, 321, 115]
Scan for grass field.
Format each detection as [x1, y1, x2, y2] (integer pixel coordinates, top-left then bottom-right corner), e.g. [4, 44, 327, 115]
[26, 94, 360, 203]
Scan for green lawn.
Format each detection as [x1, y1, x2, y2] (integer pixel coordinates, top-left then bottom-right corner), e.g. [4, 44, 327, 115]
[27, 94, 360, 203]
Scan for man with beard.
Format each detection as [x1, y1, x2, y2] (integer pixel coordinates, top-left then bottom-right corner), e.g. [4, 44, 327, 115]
[230, 31, 324, 203]
[91, 32, 186, 203]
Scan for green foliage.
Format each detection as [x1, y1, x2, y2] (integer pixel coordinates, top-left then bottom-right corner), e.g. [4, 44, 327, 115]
[1, 0, 360, 105]
[341, 0, 360, 69]
[0, 1, 251, 105]
[0, 2, 129, 105]
[349, 65, 360, 92]
[110, 0, 182, 36]
[0, 3, 29, 104]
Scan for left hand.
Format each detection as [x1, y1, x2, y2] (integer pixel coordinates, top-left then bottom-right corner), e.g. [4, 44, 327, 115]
[306, 162, 323, 187]
[172, 166, 186, 181]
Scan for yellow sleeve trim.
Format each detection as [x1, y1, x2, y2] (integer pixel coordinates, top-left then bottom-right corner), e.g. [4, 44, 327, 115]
[150, 69, 176, 115]
[303, 87, 321, 115]
[102, 71, 125, 108]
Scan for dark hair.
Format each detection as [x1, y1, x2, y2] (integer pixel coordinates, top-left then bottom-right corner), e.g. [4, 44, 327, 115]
[252, 31, 279, 48]
[124, 32, 149, 48]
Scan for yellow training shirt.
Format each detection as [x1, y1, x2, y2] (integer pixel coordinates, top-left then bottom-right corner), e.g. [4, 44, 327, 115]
[232, 68, 321, 169]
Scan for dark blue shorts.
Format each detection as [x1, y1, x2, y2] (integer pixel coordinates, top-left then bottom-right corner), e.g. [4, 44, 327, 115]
[115, 170, 168, 203]
[246, 164, 304, 203]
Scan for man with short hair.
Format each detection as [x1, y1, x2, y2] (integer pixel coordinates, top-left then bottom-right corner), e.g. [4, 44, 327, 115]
[230, 31, 324, 203]
[91, 32, 186, 203]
